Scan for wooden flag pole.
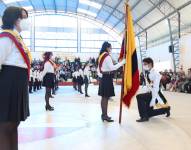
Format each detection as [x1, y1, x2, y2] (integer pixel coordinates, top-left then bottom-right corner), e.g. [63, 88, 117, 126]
[119, 4, 128, 124]
[119, 66, 125, 124]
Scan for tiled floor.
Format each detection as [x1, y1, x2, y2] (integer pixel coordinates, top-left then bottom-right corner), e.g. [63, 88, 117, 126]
[19, 85, 191, 150]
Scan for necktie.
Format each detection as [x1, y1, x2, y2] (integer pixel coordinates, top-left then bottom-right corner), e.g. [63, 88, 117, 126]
[146, 71, 151, 84]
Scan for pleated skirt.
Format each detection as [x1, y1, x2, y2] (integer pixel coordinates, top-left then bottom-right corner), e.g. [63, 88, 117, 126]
[42, 73, 55, 88]
[0, 65, 30, 122]
[98, 74, 115, 98]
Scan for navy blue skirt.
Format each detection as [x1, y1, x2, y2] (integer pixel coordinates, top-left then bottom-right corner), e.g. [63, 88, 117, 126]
[98, 74, 115, 98]
[43, 73, 55, 88]
[0, 65, 30, 122]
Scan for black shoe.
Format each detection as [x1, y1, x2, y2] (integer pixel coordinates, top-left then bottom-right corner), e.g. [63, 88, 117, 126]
[45, 105, 54, 111]
[85, 95, 90, 97]
[101, 115, 114, 122]
[80, 92, 84, 94]
[166, 107, 171, 117]
[136, 118, 149, 122]
[50, 95, 54, 98]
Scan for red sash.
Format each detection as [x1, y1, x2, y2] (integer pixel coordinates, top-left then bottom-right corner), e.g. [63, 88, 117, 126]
[0, 32, 31, 79]
[98, 52, 109, 73]
[48, 60, 55, 67]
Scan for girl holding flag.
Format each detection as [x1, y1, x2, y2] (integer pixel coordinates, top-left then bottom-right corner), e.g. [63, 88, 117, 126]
[97, 41, 126, 122]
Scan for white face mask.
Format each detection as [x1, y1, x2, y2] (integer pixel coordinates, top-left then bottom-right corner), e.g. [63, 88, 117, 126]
[20, 19, 31, 31]
[143, 65, 150, 71]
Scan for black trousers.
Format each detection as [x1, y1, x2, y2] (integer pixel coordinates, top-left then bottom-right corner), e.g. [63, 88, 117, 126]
[84, 76, 89, 95]
[85, 83, 89, 95]
[33, 79, 38, 91]
[29, 81, 33, 93]
[136, 92, 168, 119]
[158, 90, 167, 104]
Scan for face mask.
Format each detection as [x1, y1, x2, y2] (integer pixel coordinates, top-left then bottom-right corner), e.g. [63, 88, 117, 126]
[20, 19, 31, 31]
[143, 65, 150, 71]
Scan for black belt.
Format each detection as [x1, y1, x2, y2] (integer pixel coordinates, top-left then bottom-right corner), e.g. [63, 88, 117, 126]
[102, 71, 114, 75]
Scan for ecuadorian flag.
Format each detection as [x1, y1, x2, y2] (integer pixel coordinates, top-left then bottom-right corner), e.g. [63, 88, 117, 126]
[119, 4, 140, 108]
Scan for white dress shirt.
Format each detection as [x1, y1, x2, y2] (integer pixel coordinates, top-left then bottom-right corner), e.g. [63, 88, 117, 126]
[0, 31, 27, 70]
[84, 66, 91, 77]
[29, 69, 33, 81]
[147, 68, 164, 106]
[42, 61, 54, 78]
[79, 69, 84, 78]
[97, 55, 124, 77]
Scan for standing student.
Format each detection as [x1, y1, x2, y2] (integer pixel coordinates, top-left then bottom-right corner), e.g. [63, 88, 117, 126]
[97, 41, 126, 122]
[136, 57, 171, 122]
[42, 52, 55, 111]
[77, 67, 84, 94]
[72, 70, 77, 90]
[38, 70, 42, 89]
[29, 68, 34, 93]
[0, 6, 31, 150]
[33, 70, 38, 91]
[84, 62, 91, 97]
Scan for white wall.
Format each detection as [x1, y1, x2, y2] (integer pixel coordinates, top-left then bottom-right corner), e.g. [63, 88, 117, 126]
[146, 42, 173, 71]
[180, 35, 191, 71]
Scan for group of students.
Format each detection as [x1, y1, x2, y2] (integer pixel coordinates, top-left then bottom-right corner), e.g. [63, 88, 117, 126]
[72, 63, 91, 97]
[0, 6, 172, 150]
[29, 69, 42, 93]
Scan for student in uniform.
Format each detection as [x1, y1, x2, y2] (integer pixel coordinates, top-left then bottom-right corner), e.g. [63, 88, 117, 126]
[34, 70, 39, 91]
[83, 62, 91, 97]
[136, 57, 171, 122]
[42, 52, 55, 111]
[0, 6, 31, 150]
[77, 67, 84, 94]
[72, 70, 77, 90]
[29, 68, 34, 93]
[33, 70, 37, 92]
[97, 41, 126, 122]
[38, 70, 42, 89]
[52, 72, 56, 95]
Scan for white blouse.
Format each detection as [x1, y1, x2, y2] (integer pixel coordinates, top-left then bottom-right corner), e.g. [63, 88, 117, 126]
[97, 55, 124, 77]
[42, 61, 54, 78]
[84, 66, 91, 77]
[0, 36, 27, 70]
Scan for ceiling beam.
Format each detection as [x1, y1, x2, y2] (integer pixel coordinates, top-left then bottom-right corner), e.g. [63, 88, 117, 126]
[95, 0, 107, 19]
[131, 0, 142, 10]
[148, 0, 176, 16]
[112, 0, 144, 31]
[136, 0, 191, 36]
[65, 0, 67, 13]
[41, 0, 46, 11]
[134, 0, 165, 25]
[76, 0, 79, 13]
[28, 0, 36, 12]
[53, 0, 57, 13]
[103, 0, 123, 23]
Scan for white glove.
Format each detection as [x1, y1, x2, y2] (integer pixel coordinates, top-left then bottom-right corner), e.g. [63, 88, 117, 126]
[150, 99, 156, 107]
[120, 59, 126, 66]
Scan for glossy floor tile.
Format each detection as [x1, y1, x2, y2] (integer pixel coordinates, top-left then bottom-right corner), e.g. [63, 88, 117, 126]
[19, 85, 191, 150]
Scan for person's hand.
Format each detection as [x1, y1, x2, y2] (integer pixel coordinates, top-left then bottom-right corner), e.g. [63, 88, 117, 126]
[121, 59, 126, 65]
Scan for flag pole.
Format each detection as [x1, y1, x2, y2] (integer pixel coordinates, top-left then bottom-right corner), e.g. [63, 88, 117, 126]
[119, 67, 124, 124]
[119, 4, 128, 124]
